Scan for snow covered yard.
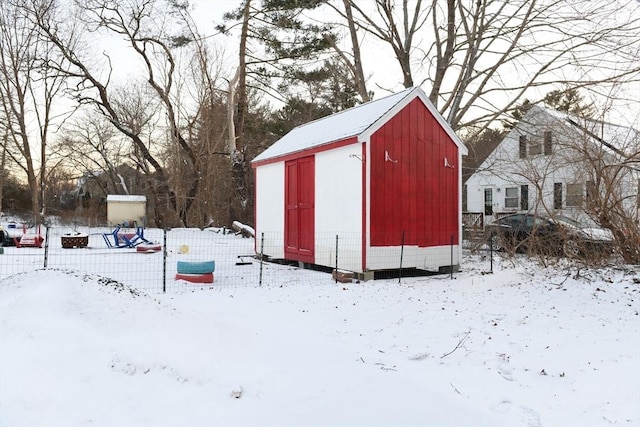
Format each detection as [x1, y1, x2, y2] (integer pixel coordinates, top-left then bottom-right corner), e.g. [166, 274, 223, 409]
[0, 250, 638, 426]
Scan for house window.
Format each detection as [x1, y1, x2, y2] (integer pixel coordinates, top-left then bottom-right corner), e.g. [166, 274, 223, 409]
[586, 180, 596, 209]
[554, 183, 563, 209]
[505, 187, 519, 208]
[566, 183, 584, 207]
[484, 188, 493, 215]
[519, 135, 527, 158]
[520, 185, 529, 210]
[529, 140, 543, 156]
[543, 131, 553, 155]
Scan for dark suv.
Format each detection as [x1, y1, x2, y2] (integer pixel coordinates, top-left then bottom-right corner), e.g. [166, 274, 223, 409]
[486, 213, 613, 258]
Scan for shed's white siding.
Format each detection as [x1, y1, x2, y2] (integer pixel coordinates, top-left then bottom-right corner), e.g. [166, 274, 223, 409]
[366, 245, 460, 272]
[255, 162, 285, 259]
[315, 143, 363, 272]
[255, 144, 364, 271]
[106, 195, 146, 226]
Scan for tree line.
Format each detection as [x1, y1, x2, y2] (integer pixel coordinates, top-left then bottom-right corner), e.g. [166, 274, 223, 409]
[1, 0, 638, 228]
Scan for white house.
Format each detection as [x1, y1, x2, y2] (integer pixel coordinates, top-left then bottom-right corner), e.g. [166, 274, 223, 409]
[465, 106, 640, 227]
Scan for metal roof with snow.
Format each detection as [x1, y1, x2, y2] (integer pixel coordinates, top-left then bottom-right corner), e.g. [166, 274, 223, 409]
[106, 195, 147, 203]
[252, 86, 466, 164]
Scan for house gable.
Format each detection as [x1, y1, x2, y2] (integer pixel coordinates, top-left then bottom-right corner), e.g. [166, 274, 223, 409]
[465, 105, 639, 221]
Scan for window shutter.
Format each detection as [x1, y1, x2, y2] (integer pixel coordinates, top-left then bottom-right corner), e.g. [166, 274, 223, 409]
[553, 183, 563, 209]
[520, 185, 529, 210]
[519, 135, 527, 158]
[544, 131, 552, 155]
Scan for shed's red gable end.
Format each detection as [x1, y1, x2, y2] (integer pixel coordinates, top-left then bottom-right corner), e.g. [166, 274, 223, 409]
[370, 98, 459, 247]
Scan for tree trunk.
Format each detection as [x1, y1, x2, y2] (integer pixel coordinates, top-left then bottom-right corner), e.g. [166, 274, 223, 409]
[236, 1, 250, 153]
[342, 0, 369, 102]
[0, 134, 6, 214]
[229, 0, 252, 224]
[428, 0, 456, 106]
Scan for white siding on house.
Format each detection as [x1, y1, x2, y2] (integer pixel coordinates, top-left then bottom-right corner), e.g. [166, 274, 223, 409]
[465, 108, 555, 218]
[466, 105, 640, 226]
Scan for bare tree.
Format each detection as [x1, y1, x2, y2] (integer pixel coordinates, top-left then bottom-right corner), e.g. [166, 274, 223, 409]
[216, 0, 343, 224]
[225, 0, 251, 225]
[569, 119, 640, 263]
[473, 103, 639, 263]
[323, 0, 371, 102]
[56, 113, 132, 195]
[26, 0, 211, 226]
[343, 0, 428, 89]
[338, 0, 640, 133]
[165, 1, 242, 226]
[0, 132, 7, 214]
[0, 0, 70, 223]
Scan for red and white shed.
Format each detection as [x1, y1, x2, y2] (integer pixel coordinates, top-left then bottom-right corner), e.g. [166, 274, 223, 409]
[251, 87, 468, 275]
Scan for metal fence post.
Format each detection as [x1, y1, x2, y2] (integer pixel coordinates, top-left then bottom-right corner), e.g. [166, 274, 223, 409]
[399, 230, 405, 284]
[259, 232, 264, 286]
[490, 233, 494, 274]
[162, 228, 167, 293]
[43, 226, 50, 269]
[450, 234, 454, 279]
[335, 235, 339, 284]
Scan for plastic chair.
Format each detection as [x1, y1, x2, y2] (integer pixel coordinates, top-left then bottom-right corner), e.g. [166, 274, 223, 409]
[102, 226, 151, 248]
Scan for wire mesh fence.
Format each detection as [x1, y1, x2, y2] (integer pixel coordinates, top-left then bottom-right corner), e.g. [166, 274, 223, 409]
[0, 226, 477, 293]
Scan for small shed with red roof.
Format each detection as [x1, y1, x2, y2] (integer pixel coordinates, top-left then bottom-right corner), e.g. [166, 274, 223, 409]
[251, 87, 467, 276]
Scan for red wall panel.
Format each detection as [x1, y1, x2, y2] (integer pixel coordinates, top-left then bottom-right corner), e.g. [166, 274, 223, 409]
[285, 156, 315, 263]
[370, 98, 459, 247]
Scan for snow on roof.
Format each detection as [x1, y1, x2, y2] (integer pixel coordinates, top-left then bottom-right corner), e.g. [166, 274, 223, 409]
[252, 87, 419, 163]
[106, 195, 147, 203]
[568, 118, 639, 153]
[533, 105, 640, 155]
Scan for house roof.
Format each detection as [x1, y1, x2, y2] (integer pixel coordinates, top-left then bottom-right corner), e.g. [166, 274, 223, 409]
[252, 86, 467, 164]
[532, 105, 639, 158]
[106, 195, 147, 203]
[467, 105, 640, 179]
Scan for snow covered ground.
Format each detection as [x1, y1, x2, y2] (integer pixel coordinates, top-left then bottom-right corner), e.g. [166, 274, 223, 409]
[0, 231, 639, 427]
